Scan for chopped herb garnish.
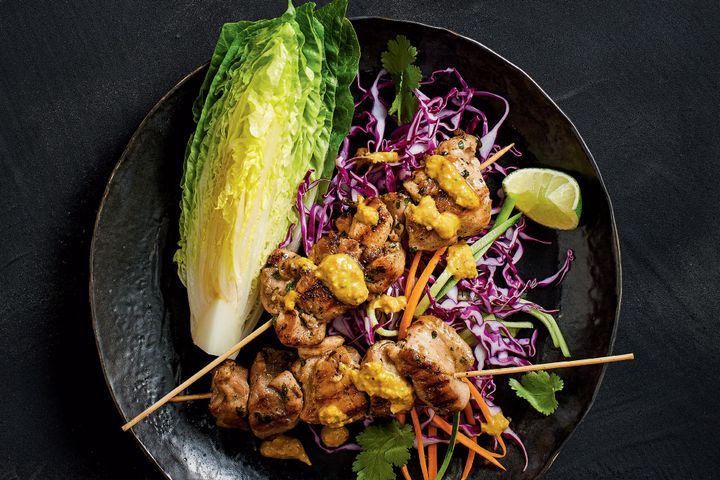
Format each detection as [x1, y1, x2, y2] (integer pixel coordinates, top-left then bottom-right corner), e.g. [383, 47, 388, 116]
[381, 35, 422, 124]
[509, 371, 564, 416]
[352, 420, 414, 480]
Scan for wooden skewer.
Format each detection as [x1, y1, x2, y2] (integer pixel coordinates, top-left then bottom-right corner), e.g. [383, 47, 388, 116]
[121, 319, 273, 431]
[479, 143, 515, 170]
[168, 392, 212, 403]
[138, 353, 633, 406]
[455, 353, 634, 378]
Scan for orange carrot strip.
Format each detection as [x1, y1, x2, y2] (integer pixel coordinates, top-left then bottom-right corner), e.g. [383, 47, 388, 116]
[460, 440, 477, 480]
[428, 425, 438, 478]
[399, 247, 447, 339]
[401, 465, 413, 480]
[463, 403, 476, 426]
[406, 251, 422, 295]
[463, 379, 509, 459]
[410, 408, 430, 480]
[463, 378, 492, 422]
[461, 404, 477, 480]
[431, 417, 506, 471]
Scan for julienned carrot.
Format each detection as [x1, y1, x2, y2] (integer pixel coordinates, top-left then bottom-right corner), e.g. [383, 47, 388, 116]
[463, 379, 508, 459]
[410, 408, 430, 480]
[428, 425, 438, 478]
[460, 439, 477, 480]
[463, 378, 492, 422]
[399, 247, 446, 339]
[406, 251, 422, 295]
[401, 465, 413, 480]
[431, 417, 506, 471]
[461, 403, 477, 480]
[463, 403, 477, 426]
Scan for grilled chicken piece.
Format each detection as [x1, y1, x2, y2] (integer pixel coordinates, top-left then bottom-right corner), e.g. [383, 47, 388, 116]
[248, 348, 303, 439]
[403, 133, 492, 251]
[308, 231, 362, 264]
[260, 249, 305, 316]
[336, 196, 393, 250]
[292, 336, 369, 426]
[209, 360, 250, 429]
[261, 248, 334, 346]
[294, 272, 353, 322]
[274, 309, 327, 347]
[297, 335, 346, 359]
[334, 195, 407, 293]
[395, 315, 473, 414]
[381, 192, 409, 242]
[362, 340, 413, 416]
[362, 241, 406, 294]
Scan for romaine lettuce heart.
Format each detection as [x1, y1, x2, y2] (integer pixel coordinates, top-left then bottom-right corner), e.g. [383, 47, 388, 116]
[175, 0, 359, 355]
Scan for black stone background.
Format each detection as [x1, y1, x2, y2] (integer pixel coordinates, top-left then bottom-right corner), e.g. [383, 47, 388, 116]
[1, 1, 718, 478]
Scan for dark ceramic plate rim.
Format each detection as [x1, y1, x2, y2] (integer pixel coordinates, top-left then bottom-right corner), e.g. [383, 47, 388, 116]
[90, 16, 622, 480]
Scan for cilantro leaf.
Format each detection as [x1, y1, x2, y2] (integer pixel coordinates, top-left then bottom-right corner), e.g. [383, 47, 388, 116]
[388, 64, 421, 125]
[352, 420, 414, 480]
[381, 35, 417, 75]
[381, 35, 421, 124]
[509, 371, 564, 416]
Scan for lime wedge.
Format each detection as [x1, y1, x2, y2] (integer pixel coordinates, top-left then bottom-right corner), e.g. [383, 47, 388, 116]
[502, 168, 582, 230]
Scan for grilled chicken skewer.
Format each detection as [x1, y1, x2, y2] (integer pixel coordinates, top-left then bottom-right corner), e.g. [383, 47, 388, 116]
[260, 194, 406, 349]
[207, 315, 473, 442]
[191, 133, 494, 463]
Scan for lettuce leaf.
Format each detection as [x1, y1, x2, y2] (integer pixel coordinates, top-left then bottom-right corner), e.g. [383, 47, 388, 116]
[175, 0, 359, 355]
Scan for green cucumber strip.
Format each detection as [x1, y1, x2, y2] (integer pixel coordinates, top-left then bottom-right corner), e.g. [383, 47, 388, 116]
[434, 413, 461, 480]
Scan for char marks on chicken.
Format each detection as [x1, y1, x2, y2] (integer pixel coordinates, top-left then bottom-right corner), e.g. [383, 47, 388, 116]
[291, 336, 369, 426]
[336, 195, 406, 293]
[395, 315, 473, 414]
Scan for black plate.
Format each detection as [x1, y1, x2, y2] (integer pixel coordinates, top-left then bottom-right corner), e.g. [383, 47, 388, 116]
[90, 17, 620, 480]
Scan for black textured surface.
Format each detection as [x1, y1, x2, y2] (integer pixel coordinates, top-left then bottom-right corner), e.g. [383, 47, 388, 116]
[0, 1, 718, 479]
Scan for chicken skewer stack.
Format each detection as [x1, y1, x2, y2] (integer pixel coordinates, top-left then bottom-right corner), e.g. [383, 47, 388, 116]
[205, 133, 493, 463]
